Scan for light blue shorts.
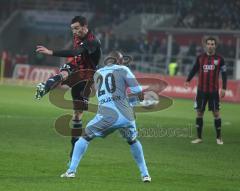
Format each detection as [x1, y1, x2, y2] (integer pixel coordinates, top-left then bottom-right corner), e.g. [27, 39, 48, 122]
[85, 114, 137, 142]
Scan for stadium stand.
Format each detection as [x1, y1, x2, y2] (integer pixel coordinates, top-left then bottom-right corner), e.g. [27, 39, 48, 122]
[0, 0, 239, 79]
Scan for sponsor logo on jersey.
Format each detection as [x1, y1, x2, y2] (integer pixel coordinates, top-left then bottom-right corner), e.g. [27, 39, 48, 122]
[203, 64, 215, 72]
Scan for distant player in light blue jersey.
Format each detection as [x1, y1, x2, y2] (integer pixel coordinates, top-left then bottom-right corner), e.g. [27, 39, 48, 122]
[61, 51, 151, 182]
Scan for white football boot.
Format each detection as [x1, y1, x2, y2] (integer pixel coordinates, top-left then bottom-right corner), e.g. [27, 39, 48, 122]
[35, 82, 46, 100]
[216, 138, 224, 145]
[191, 138, 203, 144]
[60, 171, 76, 178]
[142, 175, 151, 183]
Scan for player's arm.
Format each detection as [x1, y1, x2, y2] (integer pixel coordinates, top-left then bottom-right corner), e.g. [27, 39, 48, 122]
[128, 92, 144, 102]
[36, 45, 86, 57]
[53, 38, 100, 57]
[93, 71, 100, 92]
[220, 58, 227, 98]
[184, 56, 200, 88]
[124, 67, 144, 102]
[52, 47, 86, 57]
[36, 39, 100, 57]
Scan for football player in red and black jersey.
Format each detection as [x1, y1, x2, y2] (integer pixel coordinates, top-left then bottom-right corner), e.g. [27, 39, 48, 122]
[35, 16, 102, 157]
[184, 36, 227, 145]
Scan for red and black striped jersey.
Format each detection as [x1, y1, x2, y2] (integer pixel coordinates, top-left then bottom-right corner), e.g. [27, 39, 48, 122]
[53, 31, 102, 71]
[186, 53, 227, 93]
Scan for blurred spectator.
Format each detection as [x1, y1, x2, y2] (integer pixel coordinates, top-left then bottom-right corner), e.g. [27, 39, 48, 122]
[225, 39, 235, 58]
[172, 38, 180, 56]
[149, 37, 161, 54]
[138, 36, 150, 54]
[187, 41, 197, 57]
[168, 58, 178, 76]
[159, 38, 167, 55]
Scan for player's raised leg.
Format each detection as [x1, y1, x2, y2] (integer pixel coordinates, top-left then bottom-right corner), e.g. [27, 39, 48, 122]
[35, 74, 63, 99]
[35, 64, 70, 100]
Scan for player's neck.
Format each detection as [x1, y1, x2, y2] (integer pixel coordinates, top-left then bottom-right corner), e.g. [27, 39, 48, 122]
[206, 52, 215, 56]
[80, 29, 89, 39]
[106, 63, 114, 66]
[85, 28, 89, 35]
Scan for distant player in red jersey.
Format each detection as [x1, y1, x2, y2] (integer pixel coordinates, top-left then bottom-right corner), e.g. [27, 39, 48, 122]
[35, 16, 102, 158]
[184, 36, 227, 145]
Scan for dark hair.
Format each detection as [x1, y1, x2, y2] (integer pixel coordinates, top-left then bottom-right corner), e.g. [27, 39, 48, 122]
[104, 51, 123, 65]
[71, 16, 88, 26]
[104, 50, 133, 66]
[205, 36, 217, 45]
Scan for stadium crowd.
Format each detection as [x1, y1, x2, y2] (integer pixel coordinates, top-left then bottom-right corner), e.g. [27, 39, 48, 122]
[175, 0, 240, 30]
[0, 0, 238, 78]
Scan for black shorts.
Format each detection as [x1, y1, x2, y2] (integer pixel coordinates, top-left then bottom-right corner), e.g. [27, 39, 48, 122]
[71, 80, 93, 111]
[60, 63, 95, 111]
[194, 90, 220, 112]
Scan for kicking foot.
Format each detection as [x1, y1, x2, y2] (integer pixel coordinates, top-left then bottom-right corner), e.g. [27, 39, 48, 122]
[35, 82, 46, 100]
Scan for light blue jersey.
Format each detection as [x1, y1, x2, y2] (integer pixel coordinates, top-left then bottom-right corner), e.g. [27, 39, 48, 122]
[95, 64, 142, 118]
[67, 64, 150, 180]
[85, 64, 142, 140]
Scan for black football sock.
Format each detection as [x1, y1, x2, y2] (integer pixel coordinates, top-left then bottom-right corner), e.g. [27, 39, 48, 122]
[214, 118, 221, 139]
[70, 119, 82, 158]
[44, 74, 63, 94]
[196, 117, 203, 139]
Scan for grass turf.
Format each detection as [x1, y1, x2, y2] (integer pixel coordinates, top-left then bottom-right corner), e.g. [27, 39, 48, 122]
[0, 84, 240, 191]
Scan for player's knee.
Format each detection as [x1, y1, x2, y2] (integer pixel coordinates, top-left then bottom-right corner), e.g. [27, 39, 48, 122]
[71, 136, 79, 145]
[213, 111, 220, 118]
[73, 110, 83, 120]
[127, 139, 137, 145]
[82, 136, 92, 142]
[81, 129, 93, 142]
[60, 70, 69, 80]
[197, 111, 204, 118]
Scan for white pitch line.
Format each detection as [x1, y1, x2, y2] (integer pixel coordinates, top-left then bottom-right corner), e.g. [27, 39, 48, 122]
[0, 115, 55, 120]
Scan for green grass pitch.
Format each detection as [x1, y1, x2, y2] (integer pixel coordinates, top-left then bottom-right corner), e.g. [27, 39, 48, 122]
[0, 84, 240, 191]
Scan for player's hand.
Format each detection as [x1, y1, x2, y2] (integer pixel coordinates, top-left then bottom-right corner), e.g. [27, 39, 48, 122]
[36, 45, 53, 55]
[184, 81, 190, 89]
[221, 89, 226, 98]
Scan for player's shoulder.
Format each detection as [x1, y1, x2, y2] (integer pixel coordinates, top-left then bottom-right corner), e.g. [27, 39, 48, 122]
[96, 64, 129, 74]
[82, 31, 101, 52]
[86, 31, 95, 41]
[194, 54, 204, 63]
[85, 31, 100, 43]
[113, 65, 132, 75]
[114, 65, 129, 70]
[95, 65, 109, 74]
[95, 67, 104, 74]
[197, 53, 206, 59]
[215, 53, 224, 60]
